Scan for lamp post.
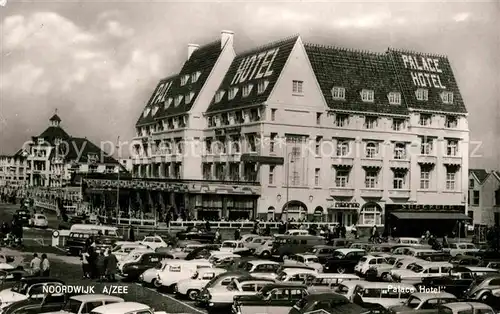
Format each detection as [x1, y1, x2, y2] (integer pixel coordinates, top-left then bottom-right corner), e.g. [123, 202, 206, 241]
[285, 151, 293, 231]
[116, 136, 120, 227]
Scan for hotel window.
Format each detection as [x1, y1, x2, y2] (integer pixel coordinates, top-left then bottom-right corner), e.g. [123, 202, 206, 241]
[178, 116, 186, 128]
[360, 205, 382, 226]
[292, 80, 303, 94]
[420, 137, 433, 155]
[175, 139, 183, 154]
[393, 171, 406, 189]
[269, 166, 275, 185]
[270, 133, 277, 153]
[446, 169, 456, 190]
[205, 138, 212, 154]
[394, 143, 406, 159]
[420, 167, 431, 189]
[446, 139, 459, 156]
[151, 106, 159, 116]
[180, 74, 189, 86]
[314, 168, 320, 186]
[316, 113, 322, 125]
[392, 119, 404, 131]
[335, 169, 349, 187]
[469, 179, 474, 189]
[202, 163, 211, 180]
[365, 142, 378, 158]
[207, 117, 215, 128]
[291, 146, 301, 162]
[388, 92, 401, 105]
[191, 71, 201, 83]
[215, 90, 225, 103]
[165, 97, 173, 108]
[247, 134, 256, 152]
[361, 89, 374, 102]
[291, 171, 300, 186]
[365, 170, 378, 188]
[473, 191, 480, 205]
[221, 113, 230, 126]
[419, 114, 432, 126]
[174, 95, 184, 107]
[364, 116, 378, 129]
[230, 136, 240, 153]
[235, 111, 244, 124]
[335, 114, 349, 127]
[242, 84, 253, 97]
[228, 87, 238, 100]
[331, 87, 346, 100]
[445, 116, 458, 128]
[185, 92, 194, 104]
[416, 88, 429, 101]
[271, 109, 277, 121]
[336, 140, 349, 157]
[315, 137, 322, 155]
[441, 91, 454, 104]
[257, 80, 269, 94]
[143, 108, 150, 118]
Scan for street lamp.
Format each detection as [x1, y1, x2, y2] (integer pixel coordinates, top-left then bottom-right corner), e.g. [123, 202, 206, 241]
[285, 151, 293, 231]
[116, 136, 120, 227]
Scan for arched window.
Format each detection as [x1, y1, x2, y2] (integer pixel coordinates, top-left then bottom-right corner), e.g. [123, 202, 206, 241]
[365, 142, 378, 158]
[360, 204, 382, 226]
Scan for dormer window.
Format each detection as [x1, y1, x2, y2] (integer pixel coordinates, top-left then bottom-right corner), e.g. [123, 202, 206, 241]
[185, 92, 194, 104]
[164, 98, 172, 109]
[151, 106, 159, 116]
[191, 71, 201, 83]
[174, 95, 184, 107]
[257, 80, 269, 94]
[207, 116, 215, 128]
[441, 91, 454, 104]
[228, 87, 239, 100]
[361, 89, 374, 102]
[388, 92, 401, 105]
[416, 88, 429, 101]
[143, 108, 151, 118]
[215, 90, 225, 103]
[331, 87, 346, 100]
[242, 84, 253, 97]
[180, 75, 189, 86]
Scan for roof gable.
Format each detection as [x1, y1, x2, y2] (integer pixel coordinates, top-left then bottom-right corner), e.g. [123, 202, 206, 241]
[37, 126, 71, 145]
[155, 40, 223, 118]
[304, 44, 407, 115]
[64, 137, 118, 164]
[386, 49, 466, 114]
[136, 76, 176, 127]
[206, 35, 298, 113]
[469, 169, 488, 184]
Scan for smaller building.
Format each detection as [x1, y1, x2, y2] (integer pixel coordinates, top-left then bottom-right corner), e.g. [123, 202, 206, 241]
[0, 149, 29, 189]
[468, 169, 500, 226]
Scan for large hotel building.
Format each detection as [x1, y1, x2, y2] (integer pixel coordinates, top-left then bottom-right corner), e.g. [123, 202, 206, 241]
[84, 30, 470, 235]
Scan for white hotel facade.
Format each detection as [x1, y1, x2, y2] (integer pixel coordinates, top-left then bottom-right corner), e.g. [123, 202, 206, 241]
[85, 30, 470, 235]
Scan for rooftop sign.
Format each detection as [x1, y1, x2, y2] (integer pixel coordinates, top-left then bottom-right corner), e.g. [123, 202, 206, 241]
[150, 80, 173, 105]
[401, 54, 446, 89]
[231, 48, 280, 85]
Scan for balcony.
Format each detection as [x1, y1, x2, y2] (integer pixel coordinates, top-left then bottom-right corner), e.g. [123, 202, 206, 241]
[417, 155, 437, 165]
[331, 157, 354, 167]
[361, 158, 383, 168]
[330, 187, 355, 197]
[442, 155, 462, 166]
[389, 159, 410, 169]
[360, 188, 383, 198]
[389, 189, 411, 199]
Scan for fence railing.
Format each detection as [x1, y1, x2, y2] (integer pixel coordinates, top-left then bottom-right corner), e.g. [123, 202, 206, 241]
[35, 201, 77, 213]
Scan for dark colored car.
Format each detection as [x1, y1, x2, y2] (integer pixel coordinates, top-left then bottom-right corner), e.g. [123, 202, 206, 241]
[121, 252, 173, 280]
[308, 246, 337, 264]
[65, 232, 94, 256]
[466, 250, 500, 263]
[233, 283, 308, 313]
[324, 249, 366, 274]
[58, 215, 90, 230]
[0, 268, 30, 283]
[2, 277, 66, 309]
[2, 293, 67, 314]
[419, 267, 476, 298]
[289, 292, 382, 314]
[449, 255, 481, 266]
[176, 227, 216, 243]
[185, 244, 220, 260]
[13, 209, 31, 225]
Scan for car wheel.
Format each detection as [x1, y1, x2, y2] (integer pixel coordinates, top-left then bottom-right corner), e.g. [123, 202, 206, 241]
[282, 255, 289, 261]
[261, 251, 270, 258]
[381, 273, 389, 281]
[187, 289, 200, 301]
[337, 266, 346, 274]
[152, 279, 161, 288]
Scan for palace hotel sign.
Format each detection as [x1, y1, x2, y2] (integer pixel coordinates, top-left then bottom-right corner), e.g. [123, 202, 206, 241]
[401, 54, 446, 89]
[231, 48, 280, 85]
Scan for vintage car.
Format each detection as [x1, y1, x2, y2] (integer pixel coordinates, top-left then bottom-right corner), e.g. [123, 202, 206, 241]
[117, 249, 155, 274]
[307, 245, 337, 264]
[196, 271, 249, 307]
[397, 238, 422, 246]
[237, 260, 281, 279]
[43, 294, 124, 314]
[139, 259, 168, 287]
[288, 292, 376, 314]
[112, 242, 149, 262]
[305, 273, 360, 289]
[436, 302, 495, 314]
[0, 277, 65, 310]
[176, 227, 216, 243]
[3, 293, 67, 314]
[156, 259, 213, 290]
[354, 255, 391, 276]
[174, 268, 227, 300]
[205, 277, 275, 313]
[167, 244, 204, 260]
[13, 209, 30, 225]
[349, 242, 373, 250]
[253, 240, 273, 258]
[232, 282, 310, 314]
[369, 256, 418, 281]
[185, 245, 221, 260]
[219, 241, 252, 256]
[485, 261, 500, 269]
[209, 253, 241, 269]
[448, 255, 481, 266]
[390, 261, 453, 284]
[351, 282, 417, 308]
[244, 236, 272, 252]
[138, 236, 168, 250]
[120, 252, 173, 280]
[90, 301, 167, 314]
[0, 269, 30, 283]
[324, 248, 367, 274]
[442, 242, 479, 257]
[464, 274, 500, 299]
[283, 254, 323, 273]
[420, 267, 477, 298]
[276, 268, 318, 283]
[29, 214, 48, 228]
[368, 244, 397, 257]
[388, 292, 457, 314]
[271, 235, 325, 260]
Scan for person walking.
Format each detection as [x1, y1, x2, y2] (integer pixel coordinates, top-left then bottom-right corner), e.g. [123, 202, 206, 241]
[30, 253, 41, 276]
[81, 247, 90, 279]
[96, 251, 106, 282]
[234, 228, 240, 240]
[105, 248, 118, 282]
[41, 254, 50, 276]
[215, 228, 221, 244]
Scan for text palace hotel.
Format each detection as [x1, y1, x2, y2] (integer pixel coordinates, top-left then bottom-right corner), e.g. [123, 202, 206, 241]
[84, 30, 470, 235]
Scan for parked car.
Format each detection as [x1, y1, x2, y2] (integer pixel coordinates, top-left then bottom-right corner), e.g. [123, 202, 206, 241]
[288, 292, 372, 314]
[442, 242, 479, 257]
[156, 259, 213, 290]
[253, 240, 273, 258]
[43, 294, 124, 314]
[420, 267, 476, 298]
[195, 271, 248, 308]
[390, 262, 453, 284]
[283, 254, 323, 273]
[209, 253, 241, 269]
[276, 268, 318, 283]
[271, 235, 325, 260]
[120, 252, 173, 280]
[351, 282, 417, 308]
[138, 260, 167, 287]
[220, 241, 252, 256]
[112, 243, 149, 262]
[138, 236, 168, 250]
[238, 260, 280, 279]
[436, 302, 495, 314]
[244, 236, 272, 252]
[0, 277, 65, 310]
[464, 274, 500, 299]
[324, 249, 366, 274]
[3, 293, 67, 314]
[168, 244, 204, 260]
[185, 245, 220, 260]
[29, 214, 48, 228]
[388, 292, 457, 314]
[117, 249, 155, 274]
[176, 227, 216, 243]
[90, 301, 166, 314]
[174, 268, 227, 300]
[354, 255, 390, 276]
[304, 273, 360, 289]
[13, 209, 30, 226]
[0, 269, 29, 283]
[308, 245, 337, 264]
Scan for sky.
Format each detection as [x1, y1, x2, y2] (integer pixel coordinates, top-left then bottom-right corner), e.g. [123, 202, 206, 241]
[0, 0, 498, 169]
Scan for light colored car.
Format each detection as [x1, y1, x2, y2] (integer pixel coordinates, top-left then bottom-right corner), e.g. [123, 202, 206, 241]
[333, 280, 364, 300]
[354, 255, 390, 276]
[388, 292, 458, 314]
[156, 259, 213, 289]
[283, 254, 323, 273]
[244, 236, 272, 251]
[352, 281, 417, 308]
[374, 256, 419, 280]
[0, 280, 64, 310]
[254, 240, 273, 258]
[175, 268, 227, 300]
[276, 268, 318, 283]
[44, 294, 124, 314]
[390, 262, 453, 283]
[139, 236, 168, 250]
[90, 301, 167, 314]
[397, 238, 422, 246]
[219, 241, 252, 255]
[29, 214, 48, 228]
[239, 260, 281, 279]
[139, 259, 168, 287]
[437, 302, 495, 314]
[112, 243, 149, 262]
[170, 244, 204, 259]
[442, 242, 479, 257]
[305, 273, 360, 289]
[117, 249, 154, 273]
[209, 253, 241, 268]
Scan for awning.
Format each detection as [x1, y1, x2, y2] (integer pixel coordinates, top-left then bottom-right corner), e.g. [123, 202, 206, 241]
[391, 211, 471, 220]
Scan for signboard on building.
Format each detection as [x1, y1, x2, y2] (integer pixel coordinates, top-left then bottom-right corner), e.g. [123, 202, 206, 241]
[386, 204, 465, 212]
[331, 202, 360, 209]
[231, 48, 280, 85]
[400, 54, 446, 89]
[150, 80, 173, 105]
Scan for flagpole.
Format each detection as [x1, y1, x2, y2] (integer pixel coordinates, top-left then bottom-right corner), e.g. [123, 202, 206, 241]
[116, 136, 120, 227]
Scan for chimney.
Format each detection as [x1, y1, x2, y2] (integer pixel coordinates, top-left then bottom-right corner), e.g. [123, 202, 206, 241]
[187, 43, 200, 60]
[221, 30, 234, 49]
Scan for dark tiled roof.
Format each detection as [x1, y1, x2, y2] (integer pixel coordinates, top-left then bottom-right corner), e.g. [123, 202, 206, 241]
[304, 44, 408, 115]
[206, 36, 298, 113]
[37, 126, 71, 145]
[13, 149, 28, 158]
[386, 49, 467, 113]
[154, 40, 223, 119]
[49, 114, 61, 122]
[470, 169, 488, 184]
[136, 75, 177, 127]
[64, 137, 118, 164]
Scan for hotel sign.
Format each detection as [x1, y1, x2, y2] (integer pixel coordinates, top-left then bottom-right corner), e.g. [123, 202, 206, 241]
[333, 202, 360, 209]
[150, 80, 173, 105]
[391, 204, 465, 211]
[231, 48, 280, 85]
[401, 54, 446, 89]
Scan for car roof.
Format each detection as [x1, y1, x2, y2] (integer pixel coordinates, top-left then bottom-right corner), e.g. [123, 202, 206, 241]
[443, 302, 493, 310]
[356, 282, 416, 289]
[21, 277, 64, 284]
[335, 248, 365, 254]
[261, 282, 306, 291]
[410, 292, 456, 299]
[236, 276, 274, 283]
[281, 268, 317, 275]
[70, 294, 124, 302]
[91, 302, 150, 313]
[313, 273, 360, 279]
[303, 292, 348, 302]
[313, 245, 335, 249]
[295, 254, 318, 259]
[248, 260, 279, 265]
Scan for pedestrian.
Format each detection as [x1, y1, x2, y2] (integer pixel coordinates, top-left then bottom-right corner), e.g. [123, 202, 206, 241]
[128, 226, 135, 242]
[340, 224, 346, 238]
[105, 248, 118, 282]
[41, 254, 50, 276]
[215, 228, 221, 244]
[81, 247, 90, 279]
[351, 224, 358, 239]
[234, 228, 240, 240]
[30, 253, 41, 276]
[370, 225, 377, 243]
[96, 251, 106, 281]
[88, 246, 97, 279]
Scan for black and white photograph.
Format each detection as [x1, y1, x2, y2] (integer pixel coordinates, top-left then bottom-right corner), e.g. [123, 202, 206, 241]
[0, 0, 499, 313]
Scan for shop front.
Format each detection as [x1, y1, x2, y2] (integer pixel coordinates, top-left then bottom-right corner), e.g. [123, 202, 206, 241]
[193, 194, 258, 221]
[327, 200, 360, 226]
[385, 204, 470, 237]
